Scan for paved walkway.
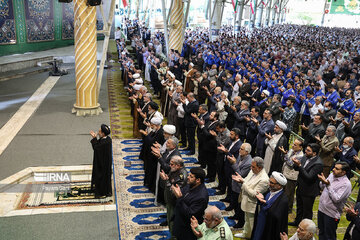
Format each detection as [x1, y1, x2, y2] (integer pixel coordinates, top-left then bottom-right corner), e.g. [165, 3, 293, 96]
[0, 42, 119, 239]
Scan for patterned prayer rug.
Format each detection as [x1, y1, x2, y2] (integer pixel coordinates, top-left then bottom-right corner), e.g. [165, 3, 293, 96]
[112, 139, 236, 240]
[17, 181, 112, 209]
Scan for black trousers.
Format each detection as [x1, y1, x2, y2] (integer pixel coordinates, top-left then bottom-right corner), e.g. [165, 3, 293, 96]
[295, 191, 316, 224]
[198, 139, 205, 167]
[216, 152, 226, 192]
[318, 210, 339, 240]
[204, 151, 217, 179]
[224, 162, 233, 200]
[186, 127, 196, 153]
[177, 117, 186, 145]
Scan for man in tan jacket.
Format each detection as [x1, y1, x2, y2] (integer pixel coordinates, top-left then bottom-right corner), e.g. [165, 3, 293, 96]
[232, 157, 269, 239]
[315, 125, 339, 177]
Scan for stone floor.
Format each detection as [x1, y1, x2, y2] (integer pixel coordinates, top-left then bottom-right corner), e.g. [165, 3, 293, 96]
[0, 41, 119, 239]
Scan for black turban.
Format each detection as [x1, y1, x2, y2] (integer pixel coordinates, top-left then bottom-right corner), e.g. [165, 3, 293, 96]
[101, 124, 111, 136]
[338, 109, 348, 117]
[148, 101, 159, 111]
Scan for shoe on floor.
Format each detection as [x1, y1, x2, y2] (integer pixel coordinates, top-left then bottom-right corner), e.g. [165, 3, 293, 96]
[234, 232, 249, 239]
[214, 191, 225, 195]
[232, 222, 243, 229]
[225, 206, 234, 211]
[228, 215, 238, 220]
[159, 221, 168, 226]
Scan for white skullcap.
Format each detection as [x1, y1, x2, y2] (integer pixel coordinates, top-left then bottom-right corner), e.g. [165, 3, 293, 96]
[175, 80, 182, 86]
[133, 73, 140, 79]
[163, 124, 176, 134]
[150, 117, 162, 125]
[275, 120, 287, 131]
[271, 171, 287, 186]
[262, 90, 270, 96]
[133, 84, 141, 91]
[167, 71, 175, 79]
[135, 78, 143, 84]
[189, 62, 194, 67]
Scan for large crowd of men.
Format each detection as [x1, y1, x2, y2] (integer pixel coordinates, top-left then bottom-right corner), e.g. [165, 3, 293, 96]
[117, 19, 360, 240]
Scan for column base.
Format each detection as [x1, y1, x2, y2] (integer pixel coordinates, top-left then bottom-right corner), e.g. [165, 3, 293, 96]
[72, 104, 103, 117]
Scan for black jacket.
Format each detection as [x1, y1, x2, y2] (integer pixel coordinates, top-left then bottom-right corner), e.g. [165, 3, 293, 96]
[184, 100, 200, 128]
[345, 121, 360, 151]
[158, 148, 181, 173]
[344, 202, 360, 240]
[173, 183, 209, 240]
[294, 155, 323, 197]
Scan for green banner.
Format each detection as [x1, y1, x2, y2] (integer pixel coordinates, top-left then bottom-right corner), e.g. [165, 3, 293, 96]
[330, 0, 360, 15]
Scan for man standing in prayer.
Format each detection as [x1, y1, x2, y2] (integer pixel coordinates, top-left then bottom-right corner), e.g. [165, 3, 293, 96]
[317, 162, 352, 240]
[190, 205, 233, 240]
[172, 167, 209, 240]
[251, 171, 289, 240]
[264, 120, 288, 174]
[232, 157, 269, 239]
[90, 124, 113, 198]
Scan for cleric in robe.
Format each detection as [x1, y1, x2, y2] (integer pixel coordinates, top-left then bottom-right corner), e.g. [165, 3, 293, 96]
[251, 171, 289, 240]
[90, 124, 113, 198]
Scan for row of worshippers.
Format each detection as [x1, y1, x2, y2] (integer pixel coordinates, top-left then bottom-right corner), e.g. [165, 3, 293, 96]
[137, 118, 354, 240]
[120, 21, 360, 239]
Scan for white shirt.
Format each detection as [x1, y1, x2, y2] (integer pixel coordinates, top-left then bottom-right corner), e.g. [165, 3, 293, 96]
[310, 103, 323, 119]
[289, 233, 315, 240]
[115, 30, 121, 40]
[268, 189, 282, 201]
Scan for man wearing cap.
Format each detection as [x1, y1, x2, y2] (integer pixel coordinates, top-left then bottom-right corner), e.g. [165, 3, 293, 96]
[172, 167, 209, 240]
[264, 120, 288, 174]
[90, 124, 113, 198]
[251, 171, 289, 240]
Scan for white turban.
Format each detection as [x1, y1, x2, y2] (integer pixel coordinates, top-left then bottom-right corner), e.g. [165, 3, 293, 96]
[271, 171, 287, 186]
[163, 124, 176, 134]
[167, 71, 175, 79]
[175, 80, 182, 86]
[189, 62, 194, 67]
[275, 120, 287, 131]
[133, 73, 140, 79]
[262, 90, 270, 96]
[133, 84, 141, 91]
[150, 117, 162, 125]
[135, 78, 143, 84]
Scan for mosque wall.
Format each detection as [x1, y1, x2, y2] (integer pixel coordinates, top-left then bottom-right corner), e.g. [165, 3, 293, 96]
[0, 0, 103, 57]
